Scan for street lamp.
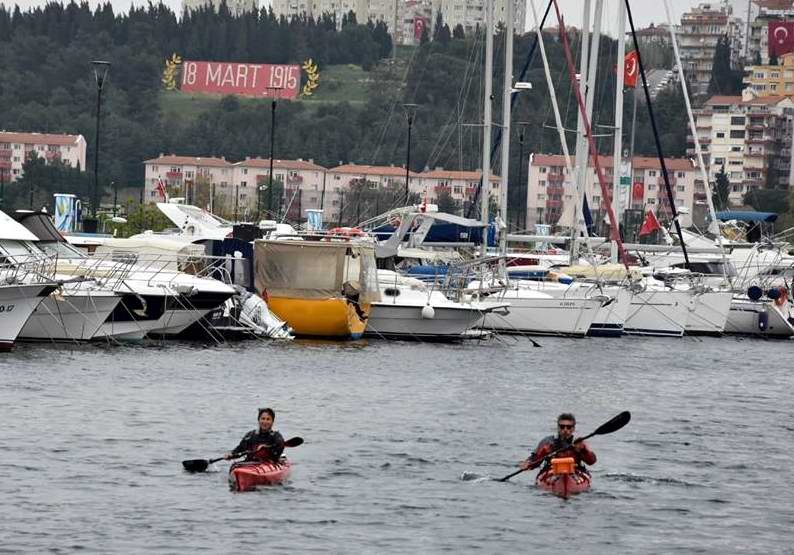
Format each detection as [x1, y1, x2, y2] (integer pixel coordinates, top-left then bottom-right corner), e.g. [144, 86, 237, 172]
[90, 60, 111, 227]
[516, 124, 529, 231]
[259, 86, 283, 222]
[111, 181, 117, 217]
[402, 103, 418, 207]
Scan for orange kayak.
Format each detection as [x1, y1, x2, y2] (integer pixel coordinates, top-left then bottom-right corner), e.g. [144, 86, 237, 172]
[229, 459, 291, 491]
[535, 457, 592, 498]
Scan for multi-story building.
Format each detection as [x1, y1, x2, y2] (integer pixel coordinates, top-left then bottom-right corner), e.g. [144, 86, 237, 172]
[414, 168, 500, 213]
[438, 0, 525, 36]
[744, 52, 794, 96]
[678, 1, 744, 96]
[747, 0, 794, 65]
[525, 154, 700, 229]
[233, 157, 328, 221]
[0, 131, 87, 184]
[143, 154, 236, 213]
[687, 91, 794, 204]
[182, 0, 257, 15]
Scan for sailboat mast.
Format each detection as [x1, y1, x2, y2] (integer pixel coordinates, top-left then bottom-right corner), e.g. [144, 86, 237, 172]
[611, 0, 627, 263]
[569, 0, 592, 266]
[499, 0, 514, 259]
[480, 0, 494, 257]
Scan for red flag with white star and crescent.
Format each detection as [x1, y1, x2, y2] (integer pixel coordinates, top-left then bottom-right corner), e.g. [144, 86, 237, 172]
[624, 50, 639, 89]
[768, 21, 794, 57]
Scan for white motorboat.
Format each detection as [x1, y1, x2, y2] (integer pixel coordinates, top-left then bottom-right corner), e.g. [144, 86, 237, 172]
[367, 270, 508, 340]
[724, 296, 794, 337]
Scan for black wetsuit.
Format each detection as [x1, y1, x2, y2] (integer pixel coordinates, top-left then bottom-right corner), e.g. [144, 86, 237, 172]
[231, 429, 285, 462]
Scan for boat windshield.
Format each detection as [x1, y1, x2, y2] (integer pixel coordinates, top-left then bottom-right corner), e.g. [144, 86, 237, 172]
[37, 240, 85, 259]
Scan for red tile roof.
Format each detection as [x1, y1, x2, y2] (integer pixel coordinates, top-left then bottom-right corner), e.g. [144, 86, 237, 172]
[144, 155, 233, 167]
[329, 163, 420, 177]
[704, 95, 790, 106]
[235, 157, 326, 171]
[531, 153, 695, 171]
[419, 169, 501, 182]
[0, 131, 83, 146]
[753, 0, 794, 9]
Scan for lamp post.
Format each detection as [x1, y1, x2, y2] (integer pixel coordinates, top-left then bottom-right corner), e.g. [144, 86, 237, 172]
[517, 125, 527, 231]
[90, 60, 111, 226]
[259, 87, 284, 222]
[112, 181, 118, 217]
[402, 103, 418, 207]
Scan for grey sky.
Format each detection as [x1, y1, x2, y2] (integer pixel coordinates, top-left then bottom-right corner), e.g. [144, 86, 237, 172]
[3, 0, 753, 38]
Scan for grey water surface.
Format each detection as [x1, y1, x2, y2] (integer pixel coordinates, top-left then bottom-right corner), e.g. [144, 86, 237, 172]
[1, 336, 792, 553]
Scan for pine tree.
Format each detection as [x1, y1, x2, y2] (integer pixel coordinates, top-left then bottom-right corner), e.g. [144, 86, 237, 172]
[713, 165, 730, 211]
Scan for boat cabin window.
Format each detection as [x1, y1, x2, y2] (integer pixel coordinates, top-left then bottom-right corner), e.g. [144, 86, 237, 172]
[38, 241, 85, 259]
[0, 239, 45, 264]
[671, 261, 737, 276]
[384, 288, 400, 297]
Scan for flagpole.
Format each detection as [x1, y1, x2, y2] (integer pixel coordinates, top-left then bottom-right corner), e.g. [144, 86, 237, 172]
[610, 0, 627, 263]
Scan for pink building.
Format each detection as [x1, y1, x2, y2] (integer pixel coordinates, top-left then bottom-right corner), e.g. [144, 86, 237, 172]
[415, 168, 501, 213]
[0, 131, 87, 183]
[526, 153, 699, 228]
[325, 164, 420, 222]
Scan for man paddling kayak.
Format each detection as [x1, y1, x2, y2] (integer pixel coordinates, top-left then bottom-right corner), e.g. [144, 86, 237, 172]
[225, 408, 285, 463]
[519, 413, 596, 472]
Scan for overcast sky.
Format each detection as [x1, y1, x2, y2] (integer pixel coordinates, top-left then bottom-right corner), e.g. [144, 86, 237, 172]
[2, 0, 754, 37]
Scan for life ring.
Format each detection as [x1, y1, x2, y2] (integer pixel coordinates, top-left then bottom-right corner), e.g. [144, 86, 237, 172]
[325, 227, 367, 240]
[775, 287, 788, 306]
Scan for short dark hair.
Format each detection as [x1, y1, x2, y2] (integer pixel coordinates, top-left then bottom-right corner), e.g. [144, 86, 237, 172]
[258, 407, 275, 419]
[557, 413, 576, 425]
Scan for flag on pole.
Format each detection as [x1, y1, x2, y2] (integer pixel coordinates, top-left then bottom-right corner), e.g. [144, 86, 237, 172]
[639, 207, 662, 236]
[624, 51, 639, 88]
[768, 22, 794, 57]
[156, 178, 169, 202]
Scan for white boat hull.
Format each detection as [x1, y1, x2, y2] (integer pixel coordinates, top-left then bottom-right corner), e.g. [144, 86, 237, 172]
[479, 291, 602, 337]
[588, 286, 630, 337]
[19, 291, 121, 341]
[0, 283, 54, 350]
[367, 303, 489, 339]
[724, 297, 794, 337]
[624, 289, 690, 337]
[684, 291, 733, 335]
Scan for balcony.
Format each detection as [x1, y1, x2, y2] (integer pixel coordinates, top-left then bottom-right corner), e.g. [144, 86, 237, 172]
[166, 170, 183, 180]
[548, 172, 564, 182]
[45, 150, 61, 160]
[434, 184, 451, 194]
[745, 150, 765, 158]
[286, 174, 303, 185]
[0, 150, 11, 159]
[545, 199, 562, 208]
[694, 192, 707, 201]
[747, 135, 772, 144]
[658, 176, 677, 186]
[0, 160, 10, 169]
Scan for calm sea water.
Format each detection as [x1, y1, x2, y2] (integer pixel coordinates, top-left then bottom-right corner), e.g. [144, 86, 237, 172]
[1, 336, 792, 553]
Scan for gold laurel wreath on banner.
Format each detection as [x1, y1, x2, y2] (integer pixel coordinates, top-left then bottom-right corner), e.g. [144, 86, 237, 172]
[162, 53, 183, 91]
[301, 59, 320, 97]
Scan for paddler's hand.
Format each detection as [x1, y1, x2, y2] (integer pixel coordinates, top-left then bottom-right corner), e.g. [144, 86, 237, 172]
[519, 459, 532, 470]
[223, 452, 234, 460]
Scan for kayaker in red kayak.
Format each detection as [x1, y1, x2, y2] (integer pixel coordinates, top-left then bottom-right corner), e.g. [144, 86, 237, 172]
[225, 408, 285, 463]
[519, 413, 597, 472]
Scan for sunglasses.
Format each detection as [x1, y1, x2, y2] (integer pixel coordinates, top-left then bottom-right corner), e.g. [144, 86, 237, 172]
[558, 424, 575, 430]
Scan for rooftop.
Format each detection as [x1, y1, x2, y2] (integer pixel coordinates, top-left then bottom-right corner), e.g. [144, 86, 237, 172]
[531, 153, 696, 172]
[0, 131, 84, 146]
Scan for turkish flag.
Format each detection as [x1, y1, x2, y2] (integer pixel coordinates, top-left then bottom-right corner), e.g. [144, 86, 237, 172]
[768, 21, 794, 57]
[414, 17, 426, 40]
[632, 181, 644, 201]
[639, 207, 662, 236]
[624, 51, 639, 88]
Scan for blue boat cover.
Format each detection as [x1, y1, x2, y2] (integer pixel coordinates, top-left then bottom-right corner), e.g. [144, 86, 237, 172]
[715, 211, 778, 222]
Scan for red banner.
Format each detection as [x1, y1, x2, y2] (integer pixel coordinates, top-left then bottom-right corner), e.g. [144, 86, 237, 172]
[624, 51, 639, 88]
[768, 21, 794, 58]
[414, 17, 427, 40]
[180, 61, 300, 99]
[632, 181, 644, 201]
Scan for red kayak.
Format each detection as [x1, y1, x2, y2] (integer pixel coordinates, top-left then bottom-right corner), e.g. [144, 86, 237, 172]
[535, 457, 592, 498]
[229, 458, 291, 491]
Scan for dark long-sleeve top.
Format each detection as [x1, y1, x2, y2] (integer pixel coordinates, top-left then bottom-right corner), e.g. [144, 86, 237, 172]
[527, 434, 597, 470]
[231, 429, 285, 462]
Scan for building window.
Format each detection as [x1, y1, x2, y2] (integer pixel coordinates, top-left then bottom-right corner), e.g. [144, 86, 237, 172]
[242, 168, 248, 175]
[677, 185, 685, 192]
[677, 172, 685, 178]
[540, 167, 547, 173]
[648, 184, 656, 190]
[730, 116, 745, 126]
[538, 180, 546, 188]
[648, 170, 657, 177]
[731, 146, 742, 152]
[729, 130, 745, 139]
[537, 194, 545, 200]
[647, 198, 656, 204]
[241, 181, 247, 187]
[716, 132, 725, 138]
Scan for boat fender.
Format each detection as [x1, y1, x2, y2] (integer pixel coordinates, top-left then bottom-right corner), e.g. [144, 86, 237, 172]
[767, 288, 781, 301]
[747, 285, 763, 301]
[775, 288, 788, 307]
[421, 305, 435, 319]
[758, 310, 769, 332]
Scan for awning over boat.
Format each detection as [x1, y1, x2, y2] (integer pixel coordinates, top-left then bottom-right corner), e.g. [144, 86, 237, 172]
[715, 211, 778, 223]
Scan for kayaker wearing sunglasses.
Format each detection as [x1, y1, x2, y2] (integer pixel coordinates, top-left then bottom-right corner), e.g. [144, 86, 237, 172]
[518, 413, 597, 472]
[225, 408, 285, 463]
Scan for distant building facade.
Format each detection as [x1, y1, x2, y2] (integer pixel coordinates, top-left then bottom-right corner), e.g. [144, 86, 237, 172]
[0, 131, 87, 184]
[677, 1, 743, 96]
[414, 168, 500, 211]
[743, 52, 794, 96]
[747, 0, 794, 65]
[688, 92, 794, 204]
[182, 0, 257, 15]
[525, 154, 700, 228]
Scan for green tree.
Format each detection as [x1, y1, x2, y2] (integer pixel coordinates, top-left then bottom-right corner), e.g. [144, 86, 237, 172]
[435, 189, 460, 214]
[713, 165, 730, 211]
[707, 35, 742, 96]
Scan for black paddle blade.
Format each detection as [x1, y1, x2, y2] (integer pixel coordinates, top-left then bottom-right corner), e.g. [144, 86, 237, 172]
[284, 436, 304, 448]
[182, 459, 210, 473]
[592, 411, 631, 437]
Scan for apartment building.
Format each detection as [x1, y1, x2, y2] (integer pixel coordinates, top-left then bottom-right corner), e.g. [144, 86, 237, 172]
[182, 0, 257, 15]
[414, 168, 500, 212]
[688, 92, 794, 203]
[0, 131, 87, 184]
[744, 52, 794, 96]
[525, 154, 699, 229]
[747, 0, 794, 65]
[437, 0, 526, 36]
[678, 2, 743, 96]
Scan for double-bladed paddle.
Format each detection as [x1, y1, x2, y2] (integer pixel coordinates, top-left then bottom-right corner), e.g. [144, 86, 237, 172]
[497, 411, 631, 482]
[182, 436, 304, 473]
